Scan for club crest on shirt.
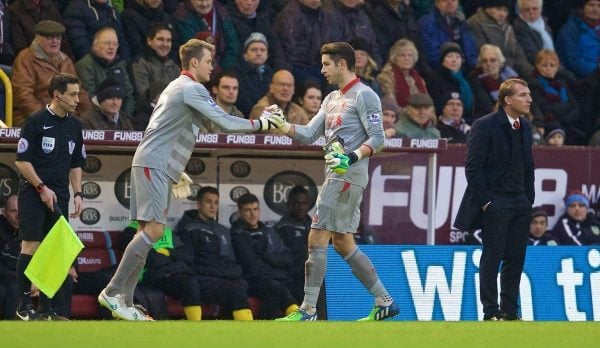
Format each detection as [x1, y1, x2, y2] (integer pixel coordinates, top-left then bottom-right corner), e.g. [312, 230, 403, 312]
[68, 140, 75, 155]
[41, 136, 55, 153]
[17, 138, 28, 153]
[367, 113, 381, 124]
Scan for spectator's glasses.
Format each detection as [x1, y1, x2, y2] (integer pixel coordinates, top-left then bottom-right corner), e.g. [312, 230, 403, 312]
[99, 41, 120, 48]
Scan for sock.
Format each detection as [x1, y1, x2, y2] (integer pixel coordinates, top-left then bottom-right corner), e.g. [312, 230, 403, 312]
[184, 305, 202, 321]
[16, 253, 33, 308]
[232, 308, 253, 321]
[106, 232, 153, 297]
[38, 293, 51, 314]
[285, 304, 299, 315]
[300, 246, 327, 314]
[124, 261, 145, 306]
[345, 247, 393, 305]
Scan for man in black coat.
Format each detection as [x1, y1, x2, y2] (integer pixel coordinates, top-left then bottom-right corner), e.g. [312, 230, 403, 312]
[455, 78, 535, 321]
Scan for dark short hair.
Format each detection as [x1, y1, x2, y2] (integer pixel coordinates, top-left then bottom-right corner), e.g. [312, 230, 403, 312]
[212, 71, 239, 89]
[146, 23, 172, 40]
[320, 42, 356, 71]
[180, 39, 214, 70]
[197, 186, 219, 201]
[498, 78, 528, 108]
[295, 79, 321, 104]
[47, 73, 79, 98]
[288, 185, 309, 202]
[237, 192, 259, 209]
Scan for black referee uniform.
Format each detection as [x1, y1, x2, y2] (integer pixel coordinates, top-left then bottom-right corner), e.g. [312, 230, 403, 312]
[16, 105, 85, 315]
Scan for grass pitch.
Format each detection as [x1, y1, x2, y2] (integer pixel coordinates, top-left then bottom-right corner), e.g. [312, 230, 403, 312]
[1, 321, 597, 348]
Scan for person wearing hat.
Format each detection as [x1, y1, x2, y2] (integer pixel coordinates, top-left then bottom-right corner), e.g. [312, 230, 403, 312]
[350, 37, 382, 97]
[394, 93, 441, 139]
[418, 0, 478, 70]
[467, 0, 535, 77]
[544, 124, 566, 146]
[557, 0, 600, 78]
[455, 78, 535, 321]
[12, 20, 91, 126]
[80, 78, 135, 130]
[551, 191, 600, 245]
[232, 32, 275, 117]
[528, 207, 558, 246]
[381, 96, 400, 138]
[436, 91, 471, 143]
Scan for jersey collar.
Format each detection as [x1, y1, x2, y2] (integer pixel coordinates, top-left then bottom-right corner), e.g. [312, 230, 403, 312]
[181, 70, 197, 81]
[340, 77, 360, 95]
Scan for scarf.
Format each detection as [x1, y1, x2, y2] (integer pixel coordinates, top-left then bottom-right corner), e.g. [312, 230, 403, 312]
[535, 73, 568, 103]
[450, 69, 473, 111]
[477, 66, 518, 101]
[525, 16, 554, 50]
[393, 65, 427, 107]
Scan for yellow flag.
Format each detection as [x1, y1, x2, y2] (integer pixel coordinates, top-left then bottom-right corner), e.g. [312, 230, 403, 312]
[25, 215, 84, 298]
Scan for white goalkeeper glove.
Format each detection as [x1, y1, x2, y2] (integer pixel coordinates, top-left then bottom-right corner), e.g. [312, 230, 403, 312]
[172, 172, 193, 199]
[263, 104, 292, 133]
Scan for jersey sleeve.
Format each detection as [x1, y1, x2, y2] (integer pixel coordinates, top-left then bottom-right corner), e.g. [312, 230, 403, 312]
[16, 116, 37, 162]
[70, 119, 86, 169]
[183, 83, 258, 132]
[291, 96, 328, 144]
[355, 89, 385, 153]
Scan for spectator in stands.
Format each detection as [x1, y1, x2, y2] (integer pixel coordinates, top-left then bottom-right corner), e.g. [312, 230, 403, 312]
[557, 0, 600, 78]
[0, 195, 19, 320]
[175, 0, 240, 70]
[418, 0, 478, 70]
[227, 0, 287, 70]
[381, 96, 400, 138]
[274, 186, 312, 302]
[329, 0, 381, 65]
[544, 125, 566, 146]
[200, 71, 245, 132]
[552, 191, 600, 245]
[394, 93, 441, 138]
[75, 27, 136, 115]
[528, 49, 584, 144]
[350, 37, 382, 97]
[120, 0, 178, 60]
[377, 39, 428, 113]
[467, 0, 534, 77]
[232, 32, 274, 117]
[249, 69, 309, 125]
[469, 44, 519, 120]
[12, 20, 91, 126]
[436, 91, 471, 143]
[425, 42, 474, 120]
[365, 0, 424, 69]
[231, 193, 300, 319]
[274, 0, 351, 86]
[176, 186, 254, 320]
[132, 79, 168, 131]
[8, 0, 71, 58]
[131, 24, 180, 99]
[512, 0, 556, 66]
[80, 78, 135, 130]
[0, 1, 14, 67]
[63, 0, 130, 61]
[294, 79, 322, 119]
[528, 207, 558, 245]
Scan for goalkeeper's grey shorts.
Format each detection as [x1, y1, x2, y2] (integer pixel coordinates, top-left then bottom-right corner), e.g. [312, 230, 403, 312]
[129, 166, 172, 225]
[311, 178, 362, 233]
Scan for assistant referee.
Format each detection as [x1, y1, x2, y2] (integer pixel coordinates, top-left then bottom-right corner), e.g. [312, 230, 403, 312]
[14, 73, 85, 321]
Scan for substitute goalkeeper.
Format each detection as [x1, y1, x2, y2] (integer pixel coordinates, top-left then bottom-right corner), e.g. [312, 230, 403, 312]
[98, 39, 274, 321]
[269, 42, 398, 321]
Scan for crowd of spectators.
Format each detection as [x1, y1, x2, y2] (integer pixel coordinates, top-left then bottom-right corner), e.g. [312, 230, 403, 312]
[1, 0, 600, 146]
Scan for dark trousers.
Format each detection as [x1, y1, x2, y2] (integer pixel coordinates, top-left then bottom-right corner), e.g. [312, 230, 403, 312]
[247, 276, 297, 319]
[480, 193, 531, 317]
[0, 281, 18, 319]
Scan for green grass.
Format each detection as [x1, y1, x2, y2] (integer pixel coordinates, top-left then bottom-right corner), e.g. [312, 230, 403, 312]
[1, 321, 598, 348]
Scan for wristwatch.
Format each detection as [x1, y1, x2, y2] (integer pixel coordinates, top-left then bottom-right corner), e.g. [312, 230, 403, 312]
[36, 183, 45, 193]
[74, 192, 84, 199]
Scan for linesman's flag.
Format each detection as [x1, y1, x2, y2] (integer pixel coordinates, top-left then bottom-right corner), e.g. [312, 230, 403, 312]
[25, 208, 84, 298]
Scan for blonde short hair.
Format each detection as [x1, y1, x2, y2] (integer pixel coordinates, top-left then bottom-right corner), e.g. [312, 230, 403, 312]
[179, 39, 215, 70]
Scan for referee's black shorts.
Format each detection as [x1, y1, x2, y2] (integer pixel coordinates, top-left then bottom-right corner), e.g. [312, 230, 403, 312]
[18, 182, 68, 242]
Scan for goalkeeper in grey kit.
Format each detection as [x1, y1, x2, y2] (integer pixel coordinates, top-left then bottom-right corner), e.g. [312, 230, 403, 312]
[98, 39, 275, 321]
[268, 42, 399, 321]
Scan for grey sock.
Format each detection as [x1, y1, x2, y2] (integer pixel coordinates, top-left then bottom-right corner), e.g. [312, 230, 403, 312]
[301, 246, 328, 310]
[124, 261, 145, 306]
[106, 232, 153, 297]
[345, 247, 389, 298]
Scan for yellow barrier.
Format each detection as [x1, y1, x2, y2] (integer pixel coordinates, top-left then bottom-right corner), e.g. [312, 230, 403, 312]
[0, 68, 12, 127]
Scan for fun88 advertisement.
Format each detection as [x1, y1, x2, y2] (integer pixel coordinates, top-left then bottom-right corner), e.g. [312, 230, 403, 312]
[325, 246, 600, 321]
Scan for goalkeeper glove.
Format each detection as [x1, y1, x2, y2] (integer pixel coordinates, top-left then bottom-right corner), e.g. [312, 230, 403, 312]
[172, 172, 193, 199]
[323, 137, 360, 174]
[264, 105, 292, 133]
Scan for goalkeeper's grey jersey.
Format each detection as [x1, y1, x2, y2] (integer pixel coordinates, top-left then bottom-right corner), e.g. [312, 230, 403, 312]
[133, 74, 259, 181]
[292, 78, 385, 188]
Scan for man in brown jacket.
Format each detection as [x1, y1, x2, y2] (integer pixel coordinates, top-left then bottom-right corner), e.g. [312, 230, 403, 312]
[11, 20, 90, 126]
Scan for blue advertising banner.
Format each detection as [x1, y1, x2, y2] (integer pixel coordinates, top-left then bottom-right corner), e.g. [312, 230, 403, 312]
[325, 246, 600, 321]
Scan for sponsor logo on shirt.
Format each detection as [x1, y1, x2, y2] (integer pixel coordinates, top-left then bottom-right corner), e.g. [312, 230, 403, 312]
[367, 113, 381, 124]
[208, 98, 218, 108]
